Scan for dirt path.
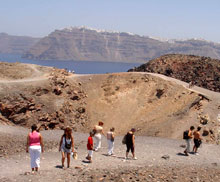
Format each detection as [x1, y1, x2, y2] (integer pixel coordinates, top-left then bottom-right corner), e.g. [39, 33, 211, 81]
[144, 72, 220, 101]
[1, 71, 220, 181]
[1, 71, 219, 101]
[75, 72, 220, 101]
[0, 125, 220, 182]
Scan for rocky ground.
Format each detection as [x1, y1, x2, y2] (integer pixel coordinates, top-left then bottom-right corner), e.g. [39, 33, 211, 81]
[0, 61, 220, 181]
[0, 124, 220, 182]
[0, 62, 220, 143]
[128, 54, 220, 92]
[0, 62, 89, 131]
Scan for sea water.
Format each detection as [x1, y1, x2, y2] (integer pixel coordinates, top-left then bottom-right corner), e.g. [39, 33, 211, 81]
[0, 53, 141, 74]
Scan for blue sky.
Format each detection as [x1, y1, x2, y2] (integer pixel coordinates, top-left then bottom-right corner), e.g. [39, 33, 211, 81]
[0, 0, 220, 42]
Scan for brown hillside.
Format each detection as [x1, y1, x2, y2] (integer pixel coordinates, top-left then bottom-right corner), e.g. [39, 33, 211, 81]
[128, 54, 220, 92]
[0, 62, 219, 144]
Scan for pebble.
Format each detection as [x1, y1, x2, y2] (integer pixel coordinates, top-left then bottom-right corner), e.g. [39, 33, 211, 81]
[161, 155, 170, 160]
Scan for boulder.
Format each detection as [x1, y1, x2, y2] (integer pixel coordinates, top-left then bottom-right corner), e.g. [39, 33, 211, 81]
[53, 86, 62, 95]
[202, 129, 209, 136]
[200, 114, 210, 125]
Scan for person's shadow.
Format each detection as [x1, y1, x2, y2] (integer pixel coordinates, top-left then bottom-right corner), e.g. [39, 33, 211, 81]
[177, 152, 187, 156]
[82, 160, 91, 163]
[55, 165, 63, 169]
[117, 156, 126, 159]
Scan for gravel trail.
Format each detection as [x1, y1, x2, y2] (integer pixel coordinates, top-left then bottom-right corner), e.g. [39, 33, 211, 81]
[0, 125, 220, 181]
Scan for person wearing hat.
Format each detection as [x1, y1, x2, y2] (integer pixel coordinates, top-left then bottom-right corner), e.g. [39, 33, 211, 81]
[125, 128, 137, 160]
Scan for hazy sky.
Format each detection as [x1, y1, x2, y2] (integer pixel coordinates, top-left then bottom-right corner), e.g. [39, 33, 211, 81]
[1, 0, 220, 42]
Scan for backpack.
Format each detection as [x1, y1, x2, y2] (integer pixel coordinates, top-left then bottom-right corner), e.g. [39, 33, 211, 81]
[122, 134, 127, 144]
[64, 135, 72, 149]
[183, 130, 189, 140]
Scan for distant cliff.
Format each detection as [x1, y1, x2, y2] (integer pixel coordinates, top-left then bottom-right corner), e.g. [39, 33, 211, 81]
[23, 27, 220, 62]
[0, 33, 40, 54]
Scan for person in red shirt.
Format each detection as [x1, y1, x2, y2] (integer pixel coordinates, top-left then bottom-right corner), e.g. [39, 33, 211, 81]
[86, 131, 94, 163]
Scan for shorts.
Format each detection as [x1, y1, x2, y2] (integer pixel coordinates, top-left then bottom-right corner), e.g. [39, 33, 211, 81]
[126, 144, 134, 153]
[194, 139, 201, 148]
[88, 150, 93, 157]
[61, 144, 71, 154]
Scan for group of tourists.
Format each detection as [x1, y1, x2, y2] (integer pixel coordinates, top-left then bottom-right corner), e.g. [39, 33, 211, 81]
[26, 122, 136, 172]
[26, 122, 204, 172]
[26, 122, 203, 171]
[85, 121, 115, 163]
[183, 126, 202, 156]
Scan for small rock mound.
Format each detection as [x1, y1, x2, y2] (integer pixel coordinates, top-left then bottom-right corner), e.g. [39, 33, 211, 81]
[0, 67, 88, 131]
[128, 54, 220, 92]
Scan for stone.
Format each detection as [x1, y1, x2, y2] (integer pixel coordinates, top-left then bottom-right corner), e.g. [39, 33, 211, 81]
[211, 163, 218, 166]
[77, 107, 86, 113]
[70, 95, 80, 101]
[161, 155, 170, 160]
[202, 129, 209, 136]
[53, 87, 62, 95]
[200, 114, 210, 125]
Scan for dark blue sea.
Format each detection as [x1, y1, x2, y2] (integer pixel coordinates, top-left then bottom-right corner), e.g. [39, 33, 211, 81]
[0, 54, 141, 74]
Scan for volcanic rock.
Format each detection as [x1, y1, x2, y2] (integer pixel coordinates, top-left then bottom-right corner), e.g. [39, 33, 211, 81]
[128, 54, 220, 92]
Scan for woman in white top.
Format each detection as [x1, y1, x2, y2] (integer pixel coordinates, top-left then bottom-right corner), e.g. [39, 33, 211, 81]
[93, 121, 105, 151]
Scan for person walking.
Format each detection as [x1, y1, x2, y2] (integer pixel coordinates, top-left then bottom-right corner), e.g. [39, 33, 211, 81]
[93, 121, 105, 151]
[193, 126, 202, 155]
[59, 127, 74, 168]
[26, 124, 44, 173]
[184, 126, 195, 156]
[125, 128, 137, 160]
[86, 131, 94, 163]
[107, 127, 115, 156]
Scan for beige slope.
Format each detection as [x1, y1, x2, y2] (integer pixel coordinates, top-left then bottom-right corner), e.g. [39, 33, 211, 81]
[0, 62, 219, 142]
[73, 73, 213, 138]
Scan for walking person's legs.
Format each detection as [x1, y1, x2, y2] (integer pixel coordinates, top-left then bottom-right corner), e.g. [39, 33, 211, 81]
[194, 146, 198, 153]
[94, 135, 98, 151]
[87, 150, 93, 163]
[187, 139, 191, 153]
[110, 141, 114, 155]
[126, 144, 130, 159]
[131, 147, 135, 158]
[131, 146, 137, 159]
[29, 147, 35, 172]
[94, 134, 101, 151]
[67, 153, 71, 168]
[193, 139, 197, 153]
[184, 139, 190, 156]
[193, 144, 196, 153]
[107, 140, 113, 155]
[193, 139, 200, 154]
[34, 146, 41, 171]
[61, 151, 65, 168]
